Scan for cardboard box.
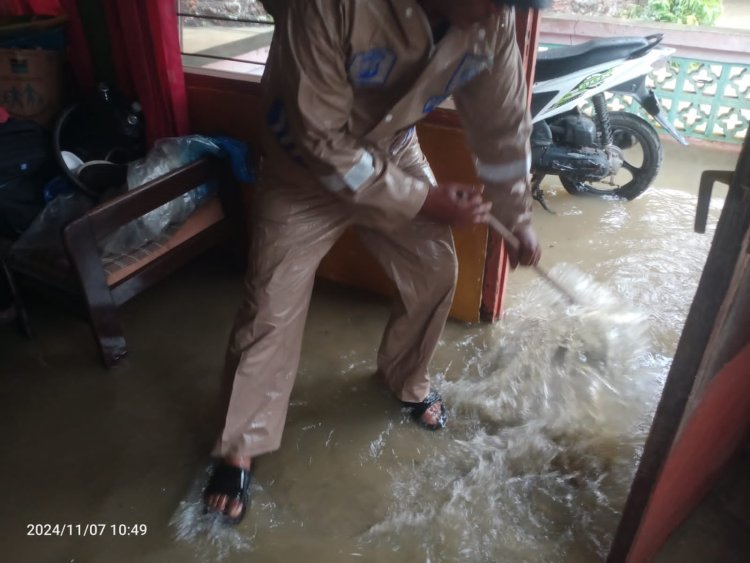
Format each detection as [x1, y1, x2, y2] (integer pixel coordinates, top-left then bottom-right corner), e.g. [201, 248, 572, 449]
[0, 48, 63, 126]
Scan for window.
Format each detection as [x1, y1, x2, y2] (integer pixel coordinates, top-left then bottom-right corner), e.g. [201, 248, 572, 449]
[176, 0, 456, 111]
[178, 0, 274, 77]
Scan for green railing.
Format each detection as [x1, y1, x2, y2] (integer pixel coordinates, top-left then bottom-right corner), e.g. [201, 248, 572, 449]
[543, 46, 750, 144]
[620, 56, 748, 143]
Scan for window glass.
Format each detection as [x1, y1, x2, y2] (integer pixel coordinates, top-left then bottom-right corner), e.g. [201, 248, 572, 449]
[178, 0, 274, 77]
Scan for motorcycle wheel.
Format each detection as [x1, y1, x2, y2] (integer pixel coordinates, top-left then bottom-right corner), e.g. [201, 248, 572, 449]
[560, 111, 663, 200]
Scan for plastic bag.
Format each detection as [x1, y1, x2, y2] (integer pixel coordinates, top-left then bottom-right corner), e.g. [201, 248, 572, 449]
[11, 135, 254, 266]
[10, 191, 93, 267]
[101, 135, 225, 257]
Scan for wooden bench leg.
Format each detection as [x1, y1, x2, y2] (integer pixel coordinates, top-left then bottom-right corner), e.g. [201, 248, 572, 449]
[88, 297, 128, 367]
[2, 259, 33, 338]
[64, 219, 127, 367]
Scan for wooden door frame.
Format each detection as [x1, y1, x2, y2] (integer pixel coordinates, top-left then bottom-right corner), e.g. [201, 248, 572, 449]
[608, 136, 750, 561]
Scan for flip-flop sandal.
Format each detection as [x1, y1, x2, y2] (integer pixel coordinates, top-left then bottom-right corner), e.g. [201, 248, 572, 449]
[401, 390, 448, 431]
[203, 463, 252, 525]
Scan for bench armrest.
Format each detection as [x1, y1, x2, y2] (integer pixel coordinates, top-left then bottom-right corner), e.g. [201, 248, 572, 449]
[68, 157, 225, 242]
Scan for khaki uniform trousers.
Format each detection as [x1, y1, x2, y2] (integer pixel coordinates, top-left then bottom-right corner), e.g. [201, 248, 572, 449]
[214, 136, 457, 458]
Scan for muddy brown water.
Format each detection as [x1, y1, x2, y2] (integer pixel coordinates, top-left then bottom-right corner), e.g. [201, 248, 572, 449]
[1, 143, 738, 562]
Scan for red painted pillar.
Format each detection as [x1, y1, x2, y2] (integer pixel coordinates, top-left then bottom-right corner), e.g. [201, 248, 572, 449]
[480, 8, 541, 322]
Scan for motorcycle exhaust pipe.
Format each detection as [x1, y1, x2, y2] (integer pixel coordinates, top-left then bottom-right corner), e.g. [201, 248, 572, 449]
[532, 145, 611, 179]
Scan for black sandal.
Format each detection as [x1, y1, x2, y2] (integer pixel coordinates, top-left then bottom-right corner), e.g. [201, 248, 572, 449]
[203, 462, 252, 525]
[401, 390, 448, 430]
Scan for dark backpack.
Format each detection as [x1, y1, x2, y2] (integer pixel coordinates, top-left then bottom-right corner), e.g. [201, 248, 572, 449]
[0, 118, 54, 239]
[0, 118, 50, 182]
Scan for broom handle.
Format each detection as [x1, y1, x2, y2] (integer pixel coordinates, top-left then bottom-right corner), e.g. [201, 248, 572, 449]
[487, 216, 578, 305]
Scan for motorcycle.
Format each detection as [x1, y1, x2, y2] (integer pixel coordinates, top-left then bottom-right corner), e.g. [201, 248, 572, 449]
[530, 33, 688, 205]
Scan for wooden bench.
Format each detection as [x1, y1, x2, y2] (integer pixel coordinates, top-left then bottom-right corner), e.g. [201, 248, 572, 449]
[6, 157, 245, 366]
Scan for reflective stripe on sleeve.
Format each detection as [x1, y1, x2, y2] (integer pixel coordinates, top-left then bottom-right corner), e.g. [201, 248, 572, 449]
[320, 174, 346, 192]
[517, 211, 532, 224]
[343, 151, 374, 191]
[320, 152, 375, 193]
[475, 154, 531, 184]
[510, 179, 527, 195]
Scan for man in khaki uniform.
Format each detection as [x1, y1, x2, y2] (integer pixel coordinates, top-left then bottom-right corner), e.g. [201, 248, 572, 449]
[204, 0, 541, 523]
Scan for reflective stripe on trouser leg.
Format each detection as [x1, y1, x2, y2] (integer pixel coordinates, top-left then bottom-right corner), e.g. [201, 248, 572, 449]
[214, 182, 350, 458]
[356, 218, 457, 403]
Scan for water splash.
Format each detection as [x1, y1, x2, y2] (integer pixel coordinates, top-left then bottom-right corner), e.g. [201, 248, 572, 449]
[363, 264, 662, 562]
[361, 187, 718, 562]
[458, 264, 652, 434]
[169, 464, 253, 560]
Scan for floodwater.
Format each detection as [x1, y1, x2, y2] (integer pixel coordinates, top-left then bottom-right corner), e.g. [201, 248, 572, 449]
[1, 144, 738, 562]
[169, 178, 726, 560]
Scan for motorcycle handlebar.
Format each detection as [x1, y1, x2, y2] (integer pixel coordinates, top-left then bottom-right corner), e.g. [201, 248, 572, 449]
[629, 34, 665, 59]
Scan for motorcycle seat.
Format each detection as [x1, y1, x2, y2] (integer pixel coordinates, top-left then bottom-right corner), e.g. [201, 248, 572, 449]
[535, 37, 653, 83]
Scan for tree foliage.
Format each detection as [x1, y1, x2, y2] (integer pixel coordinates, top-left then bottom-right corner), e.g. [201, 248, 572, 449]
[629, 0, 723, 26]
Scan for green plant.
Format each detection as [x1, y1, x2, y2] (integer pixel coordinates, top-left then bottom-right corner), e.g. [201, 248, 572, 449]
[628, 0, 723, 26]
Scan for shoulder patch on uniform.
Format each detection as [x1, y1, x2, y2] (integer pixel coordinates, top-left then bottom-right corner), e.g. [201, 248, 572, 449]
[348, 48, 397, 87]
[423, 53, 492, 114]
[446, 54, 492, 93]
[423, 95, 449, 114]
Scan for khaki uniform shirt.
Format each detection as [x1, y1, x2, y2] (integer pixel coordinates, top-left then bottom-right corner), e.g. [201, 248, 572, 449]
[260, 0, 533, 231]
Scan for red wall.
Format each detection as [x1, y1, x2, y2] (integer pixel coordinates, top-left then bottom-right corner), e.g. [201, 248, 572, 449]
[629, 342, 750, 562]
